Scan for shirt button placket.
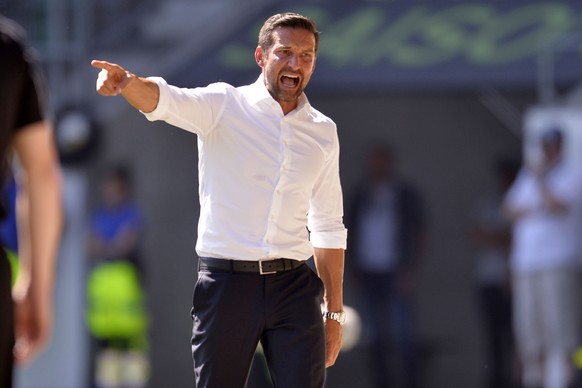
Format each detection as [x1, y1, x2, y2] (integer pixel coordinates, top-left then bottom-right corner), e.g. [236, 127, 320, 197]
[263, 119, 287, 253]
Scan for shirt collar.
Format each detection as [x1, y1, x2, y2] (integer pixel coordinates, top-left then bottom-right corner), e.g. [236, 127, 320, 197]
[248, 75, 310, 114]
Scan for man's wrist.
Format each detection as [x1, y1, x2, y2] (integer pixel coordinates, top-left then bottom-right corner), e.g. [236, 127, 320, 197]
[322, 310, 346, 325]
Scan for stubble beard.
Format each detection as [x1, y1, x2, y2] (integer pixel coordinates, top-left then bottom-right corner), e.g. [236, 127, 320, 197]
[265, 68, 306, 104]
[272, 84, 303, 103]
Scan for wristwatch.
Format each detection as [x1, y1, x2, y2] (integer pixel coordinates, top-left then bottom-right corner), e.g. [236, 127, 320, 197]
[322, 310, 346, 325]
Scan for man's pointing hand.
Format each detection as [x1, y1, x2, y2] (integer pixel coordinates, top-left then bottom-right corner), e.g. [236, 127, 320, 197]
[91, 60, 131, 96]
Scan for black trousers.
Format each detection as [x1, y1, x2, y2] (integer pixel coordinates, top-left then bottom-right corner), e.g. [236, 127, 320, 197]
[0, 252, 14, 388]
[191, 262, 325, 388]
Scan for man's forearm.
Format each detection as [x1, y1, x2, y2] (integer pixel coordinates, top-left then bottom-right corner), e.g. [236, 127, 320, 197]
[121, 74, 160, 113]
[538, 179, 568, 213]
[313, 248, 344, 311]
[91, 60, 160, 113]
[12, 121, 63, 302]
[26, 162, 62, 301]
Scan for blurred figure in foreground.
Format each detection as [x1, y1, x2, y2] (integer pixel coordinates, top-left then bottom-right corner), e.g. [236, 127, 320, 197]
[346, 143, 426, 388]
[0, 14, 63, 388]
[1, 174, 19, 283]
[504, 128, 582, 388]
[87, 165, 149, 388]
[470, 158, 519, 388]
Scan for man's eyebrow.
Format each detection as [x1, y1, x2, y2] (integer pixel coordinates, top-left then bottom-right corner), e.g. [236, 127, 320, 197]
[275, 43, 315, 50]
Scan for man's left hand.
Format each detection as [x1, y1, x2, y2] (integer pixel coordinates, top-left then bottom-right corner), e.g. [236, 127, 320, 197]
[324, 319, 342, 367]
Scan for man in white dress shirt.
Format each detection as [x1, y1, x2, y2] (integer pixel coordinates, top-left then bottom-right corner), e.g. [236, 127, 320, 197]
[91, 13, 346, 388]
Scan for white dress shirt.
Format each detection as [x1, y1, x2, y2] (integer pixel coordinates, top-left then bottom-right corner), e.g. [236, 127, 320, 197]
[143, 76, 347, 261]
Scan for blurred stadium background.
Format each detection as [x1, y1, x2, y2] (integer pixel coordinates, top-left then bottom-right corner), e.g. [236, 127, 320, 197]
[3, 0, 582, 387]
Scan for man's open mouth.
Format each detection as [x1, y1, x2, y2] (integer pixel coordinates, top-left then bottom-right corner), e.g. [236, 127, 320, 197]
[280, 74, 300, 88]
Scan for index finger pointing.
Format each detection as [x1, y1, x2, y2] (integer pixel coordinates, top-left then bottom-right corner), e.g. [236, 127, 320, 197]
[91, 60, 117, 71]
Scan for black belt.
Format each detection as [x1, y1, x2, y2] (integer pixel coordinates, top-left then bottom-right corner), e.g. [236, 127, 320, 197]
[198, 257, 304, 275]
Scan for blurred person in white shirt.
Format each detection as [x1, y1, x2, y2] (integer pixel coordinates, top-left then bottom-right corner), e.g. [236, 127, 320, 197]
[504, 128, 582, 388]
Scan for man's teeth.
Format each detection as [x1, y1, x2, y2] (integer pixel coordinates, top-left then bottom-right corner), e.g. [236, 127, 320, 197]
[281, 75, 299, 87]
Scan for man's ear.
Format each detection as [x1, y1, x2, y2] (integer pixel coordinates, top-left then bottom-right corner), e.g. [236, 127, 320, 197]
[255, 46, 264, 68]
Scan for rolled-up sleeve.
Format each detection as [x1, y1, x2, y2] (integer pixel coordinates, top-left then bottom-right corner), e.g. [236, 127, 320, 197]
[141, 77, 170, 121]
[308, 129, 347, 250]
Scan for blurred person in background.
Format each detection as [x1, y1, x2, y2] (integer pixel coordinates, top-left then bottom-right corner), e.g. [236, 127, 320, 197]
[0, 14, 63, 388]
[469, 157, 519, 388]
[503, 128, 582, 388]
[86, 165, 148, 388]
[346, 143, 426, 388]
[91, 12, 346, 388]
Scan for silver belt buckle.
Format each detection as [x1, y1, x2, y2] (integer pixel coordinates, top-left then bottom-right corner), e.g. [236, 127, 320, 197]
[259, 259, 277, 275]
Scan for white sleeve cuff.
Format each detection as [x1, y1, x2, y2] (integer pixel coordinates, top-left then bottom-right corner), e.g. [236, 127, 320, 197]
[310, 228, 347, 250]
[141, 77, 168, 121]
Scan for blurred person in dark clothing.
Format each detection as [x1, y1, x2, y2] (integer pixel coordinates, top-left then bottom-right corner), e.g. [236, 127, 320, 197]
[346, 143, 426, 388]
[469, 158, 519, 388]
[504, 128, 582, 388]
[0, 14, 62, 388]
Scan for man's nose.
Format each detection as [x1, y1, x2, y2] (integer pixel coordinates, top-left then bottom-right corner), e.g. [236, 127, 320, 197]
[288, 54, 299, 68]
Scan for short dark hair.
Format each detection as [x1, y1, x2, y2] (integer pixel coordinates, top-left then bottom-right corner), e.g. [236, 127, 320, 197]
[258, 13, 320, 54]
